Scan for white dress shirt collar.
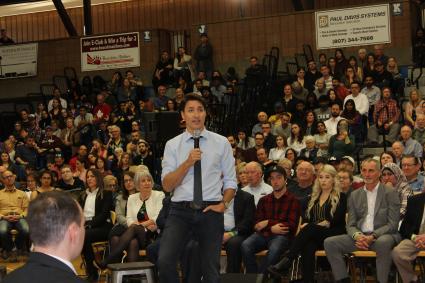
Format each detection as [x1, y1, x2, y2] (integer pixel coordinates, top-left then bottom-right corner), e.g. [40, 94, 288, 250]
[46, 253, 77, 274]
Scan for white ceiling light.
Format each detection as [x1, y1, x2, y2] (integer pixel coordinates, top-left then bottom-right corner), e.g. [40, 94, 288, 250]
[0, 0, 133, 17]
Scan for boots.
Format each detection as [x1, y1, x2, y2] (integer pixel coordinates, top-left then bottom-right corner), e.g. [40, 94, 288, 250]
[267, 256, 292, 278]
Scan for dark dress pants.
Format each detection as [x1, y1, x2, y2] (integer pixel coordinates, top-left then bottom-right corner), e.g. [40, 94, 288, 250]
[157, 204, 223, 283]
[82, 223, 112, 278]
[286, 224, 334, 283]
[147, 238, 202, 283]
[224, 235, 246, 273]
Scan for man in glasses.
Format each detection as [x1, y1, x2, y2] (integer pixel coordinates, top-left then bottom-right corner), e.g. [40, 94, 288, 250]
[57, 165, 85, 199]
[401, 155, 424, 192]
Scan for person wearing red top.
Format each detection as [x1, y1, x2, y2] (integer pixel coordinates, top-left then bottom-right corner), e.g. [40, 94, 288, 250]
[332, 77, 350, 102]
[92, 92, 112, 123]
[367, 86, 400, 144]
[241, 165, 300, 275]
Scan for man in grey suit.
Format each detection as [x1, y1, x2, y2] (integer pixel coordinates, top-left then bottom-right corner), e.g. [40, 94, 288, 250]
[324, 158, 400, 283]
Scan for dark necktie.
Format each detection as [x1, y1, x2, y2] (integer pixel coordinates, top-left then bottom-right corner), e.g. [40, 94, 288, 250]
[192, 135, 203, 208]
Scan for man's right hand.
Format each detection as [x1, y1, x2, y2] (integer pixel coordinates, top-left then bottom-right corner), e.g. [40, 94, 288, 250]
[186, 149, 202, 167]
[271, 223, 289, 235]
[355, 235, 373, 250]
[415, 234, 425, 249]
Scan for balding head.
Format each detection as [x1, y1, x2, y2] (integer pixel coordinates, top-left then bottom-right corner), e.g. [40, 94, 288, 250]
[1, 170, 16, 189]
[400, 125, 412, 141]
[257, 112, 268, 123]
[256, 148, 268, 163]
[245, 162, 263, 187]
[296, 161, 315, 186]
[110, 125, 121, 139]
[416, 114, 425, 128]
[392, 141, 404, 159]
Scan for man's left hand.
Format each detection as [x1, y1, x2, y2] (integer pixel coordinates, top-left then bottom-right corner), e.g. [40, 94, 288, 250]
[355, 235, 374, 250]
[222, 232, 232, 244]
[7, 215, 20, 222]
[203, 202, 225, 213]
[146, 224, 157, 232]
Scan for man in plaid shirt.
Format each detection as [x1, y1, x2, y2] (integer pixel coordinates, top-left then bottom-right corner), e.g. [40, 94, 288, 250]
[367, 87, 400, 144]
[241, 165, 300, 274]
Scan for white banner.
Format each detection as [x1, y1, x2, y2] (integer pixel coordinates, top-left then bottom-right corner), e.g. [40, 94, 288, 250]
[315, 4, 391, 50]
[0, 43, 38, 79]
[81, 32, 140, 72]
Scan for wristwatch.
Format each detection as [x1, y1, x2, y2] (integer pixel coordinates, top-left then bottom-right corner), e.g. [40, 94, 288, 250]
[222, 200, 231, 210]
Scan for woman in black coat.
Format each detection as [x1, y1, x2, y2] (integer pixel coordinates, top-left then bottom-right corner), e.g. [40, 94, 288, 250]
[79, 168, 113, 282]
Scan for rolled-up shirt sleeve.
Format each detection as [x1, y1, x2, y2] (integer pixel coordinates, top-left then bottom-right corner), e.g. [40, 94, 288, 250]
[161, 140, 178, 181]
[221, 141, 237, 191]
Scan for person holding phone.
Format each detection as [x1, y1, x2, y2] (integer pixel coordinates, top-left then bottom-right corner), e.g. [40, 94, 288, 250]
[328, 119, 355, 160]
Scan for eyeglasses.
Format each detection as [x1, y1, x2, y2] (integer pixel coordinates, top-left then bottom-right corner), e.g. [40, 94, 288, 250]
[401, 163, 416, 168]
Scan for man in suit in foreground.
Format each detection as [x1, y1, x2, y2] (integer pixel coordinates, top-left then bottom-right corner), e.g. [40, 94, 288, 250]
[392, 192, 425, 283]
[4, 191, 86, 283]
[324, 158, 400, 283]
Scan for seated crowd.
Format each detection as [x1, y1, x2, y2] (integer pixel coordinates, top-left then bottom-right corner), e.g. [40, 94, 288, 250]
[1, 39, 425, 283]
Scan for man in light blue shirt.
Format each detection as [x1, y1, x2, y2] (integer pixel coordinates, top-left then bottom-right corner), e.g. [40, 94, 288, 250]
[400, 125, 423, 158]
[158, 94, 237, 283]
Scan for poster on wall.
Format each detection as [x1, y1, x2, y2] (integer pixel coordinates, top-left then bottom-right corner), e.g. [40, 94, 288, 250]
[0, 43, 38, 79]
[81, 32, 140, 72]
[315, 4, 391, 50]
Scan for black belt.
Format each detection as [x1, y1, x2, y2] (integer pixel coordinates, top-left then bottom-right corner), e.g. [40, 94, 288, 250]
[172, 201, 221, 210]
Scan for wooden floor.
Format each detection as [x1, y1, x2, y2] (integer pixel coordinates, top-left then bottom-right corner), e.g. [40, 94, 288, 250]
[0, 253, 386, 283]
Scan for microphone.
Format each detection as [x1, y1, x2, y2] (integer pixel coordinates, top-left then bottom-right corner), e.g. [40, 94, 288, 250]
[193, 129, 201, 148]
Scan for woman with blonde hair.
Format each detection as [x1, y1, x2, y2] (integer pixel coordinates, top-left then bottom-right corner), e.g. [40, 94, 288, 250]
[404, 88, 423, 127]
[236, 162, 249, 189]
[269, 165, 347, 282]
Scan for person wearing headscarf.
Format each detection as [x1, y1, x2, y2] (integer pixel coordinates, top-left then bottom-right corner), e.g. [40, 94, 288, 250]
[381, 162, 413, 219]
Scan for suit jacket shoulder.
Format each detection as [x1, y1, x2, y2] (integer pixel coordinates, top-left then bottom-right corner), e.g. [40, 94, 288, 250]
[400, 192, 425, 239]
[234, 189, 255, 236]
[4, 252, 86, 283]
